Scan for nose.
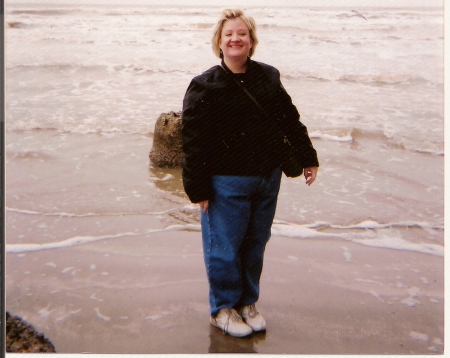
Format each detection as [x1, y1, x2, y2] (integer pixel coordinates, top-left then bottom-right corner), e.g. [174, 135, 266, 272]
[231, 33, 240, 42]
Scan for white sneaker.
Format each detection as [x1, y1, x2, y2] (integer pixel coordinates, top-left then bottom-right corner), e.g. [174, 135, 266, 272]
[238, 303, 266, 332]
[210, 308, 252, 337]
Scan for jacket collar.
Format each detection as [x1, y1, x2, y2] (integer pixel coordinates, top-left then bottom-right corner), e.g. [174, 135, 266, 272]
[220, 58, 254, 75]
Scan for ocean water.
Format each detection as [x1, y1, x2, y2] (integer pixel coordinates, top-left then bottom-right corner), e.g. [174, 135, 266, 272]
[5, 4, 444, 256]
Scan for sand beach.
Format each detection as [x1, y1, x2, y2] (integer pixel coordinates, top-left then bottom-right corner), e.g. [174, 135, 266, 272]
[5, 228, 444, 354]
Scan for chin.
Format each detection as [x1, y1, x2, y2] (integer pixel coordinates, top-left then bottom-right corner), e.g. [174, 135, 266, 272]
[225, 53, 248, 60]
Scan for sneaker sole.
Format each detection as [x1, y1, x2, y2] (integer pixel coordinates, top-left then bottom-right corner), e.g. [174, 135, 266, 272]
[249, 325, 266, 332]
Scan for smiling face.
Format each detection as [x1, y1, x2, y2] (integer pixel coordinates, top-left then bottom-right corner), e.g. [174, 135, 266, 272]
[220, 18, 253, 62]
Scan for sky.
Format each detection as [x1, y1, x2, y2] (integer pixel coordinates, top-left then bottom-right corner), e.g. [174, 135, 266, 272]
[6, 0, 444, 7]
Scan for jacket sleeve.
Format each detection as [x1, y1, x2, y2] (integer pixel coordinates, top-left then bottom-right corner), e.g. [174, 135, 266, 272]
[181, 78, 216, 203]
[275, 83, 319, 168]
[257, 62, 319, 168]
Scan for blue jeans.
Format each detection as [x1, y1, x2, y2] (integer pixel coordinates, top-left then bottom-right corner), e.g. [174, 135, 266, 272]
[201, 167, 282, 316]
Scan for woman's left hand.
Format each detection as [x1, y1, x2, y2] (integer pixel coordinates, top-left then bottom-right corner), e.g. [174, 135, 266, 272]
[304, 167, 318, 186]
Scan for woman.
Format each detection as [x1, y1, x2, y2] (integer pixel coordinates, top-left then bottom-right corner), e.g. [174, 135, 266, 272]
[181, 9, 319, 337]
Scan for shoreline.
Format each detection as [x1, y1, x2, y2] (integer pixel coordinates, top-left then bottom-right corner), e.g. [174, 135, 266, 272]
[5, 230, 444, 354]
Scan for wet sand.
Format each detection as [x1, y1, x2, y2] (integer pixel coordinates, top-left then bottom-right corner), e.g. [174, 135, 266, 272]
[5, 229, 444, 354]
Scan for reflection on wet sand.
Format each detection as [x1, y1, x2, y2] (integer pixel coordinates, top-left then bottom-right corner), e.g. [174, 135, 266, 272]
[149, 166, 185, 198]
[208, 325, 266, 353]
[149, 166, 200, 225]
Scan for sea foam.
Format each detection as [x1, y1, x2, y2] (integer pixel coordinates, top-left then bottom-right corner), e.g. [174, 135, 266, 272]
[6, 220, 443, 257]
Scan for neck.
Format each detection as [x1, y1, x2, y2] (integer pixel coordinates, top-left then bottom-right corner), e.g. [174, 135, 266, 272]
[223, 57, 249, 73]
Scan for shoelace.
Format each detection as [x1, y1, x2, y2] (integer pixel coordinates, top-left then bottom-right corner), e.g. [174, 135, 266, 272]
[223, 308, 242, 335]
[247, 303, 259, 318]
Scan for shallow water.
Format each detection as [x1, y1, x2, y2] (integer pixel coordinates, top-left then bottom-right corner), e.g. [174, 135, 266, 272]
[5, 4, 444, 256]
[5, 130, 443, 257]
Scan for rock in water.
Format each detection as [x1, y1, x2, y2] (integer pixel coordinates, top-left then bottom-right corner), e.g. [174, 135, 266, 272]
[6, 312, 56, 353]
[149, 111, 183, 168]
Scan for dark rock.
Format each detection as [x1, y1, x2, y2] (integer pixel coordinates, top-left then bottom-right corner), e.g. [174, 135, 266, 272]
[149, 111, 183, 168]
[6, 312, 56, 353]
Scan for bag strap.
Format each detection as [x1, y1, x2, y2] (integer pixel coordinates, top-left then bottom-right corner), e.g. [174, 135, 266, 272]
[219, 64, 293, 147]
[219, 64, 269, 115]
[220, 64, 267, 113]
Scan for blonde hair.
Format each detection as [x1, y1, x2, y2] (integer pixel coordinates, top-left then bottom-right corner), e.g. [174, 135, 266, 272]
[211, 9, 259, 59]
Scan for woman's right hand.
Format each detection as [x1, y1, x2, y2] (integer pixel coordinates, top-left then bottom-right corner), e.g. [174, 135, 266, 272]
[198, 200, 209, 213]
[304, 166, 318, 186]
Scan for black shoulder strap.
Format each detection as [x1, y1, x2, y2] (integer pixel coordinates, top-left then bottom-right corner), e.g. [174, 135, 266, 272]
[219, 64, 267, 115]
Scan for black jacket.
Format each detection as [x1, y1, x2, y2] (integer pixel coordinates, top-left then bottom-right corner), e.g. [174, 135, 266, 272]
[181, 60, 319, 203]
